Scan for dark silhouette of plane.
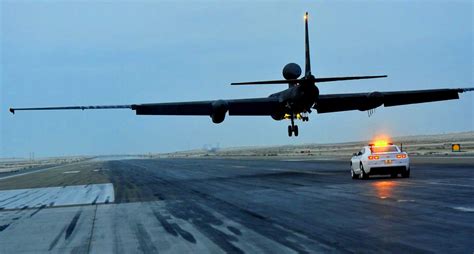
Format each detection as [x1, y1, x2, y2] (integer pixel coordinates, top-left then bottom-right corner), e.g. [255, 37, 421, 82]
[9, 12, 473, 137]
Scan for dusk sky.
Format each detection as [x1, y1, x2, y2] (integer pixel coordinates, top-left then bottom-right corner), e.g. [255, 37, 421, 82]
[1, 1, 473, 158]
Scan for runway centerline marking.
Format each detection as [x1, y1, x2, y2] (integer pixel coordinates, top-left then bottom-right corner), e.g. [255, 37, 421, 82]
[63, 171, 80, 174]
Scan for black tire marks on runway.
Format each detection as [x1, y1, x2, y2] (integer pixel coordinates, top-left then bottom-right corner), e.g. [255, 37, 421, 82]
[107, 159, 317, 254]
[48, 210, 82, 251]
[135, 223, 158, 254]
[0, 223, 10, 232]
[29, 204, 47, 217]
[152, 209, 196, 244]
[65, 210, 81, 239]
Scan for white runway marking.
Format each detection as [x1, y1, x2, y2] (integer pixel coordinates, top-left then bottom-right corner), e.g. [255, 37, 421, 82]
[427, 182, 474, 188]
[452, 206, 474, 212]
[264, 167, 333, 175]
[0, 166, 59, 181]
[0, 183, 114, 210]
[63, 170, 80, 174]
[280, 158, 335, 162]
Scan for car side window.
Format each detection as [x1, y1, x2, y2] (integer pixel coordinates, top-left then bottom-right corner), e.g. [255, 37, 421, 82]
[358, 148, 364, 156]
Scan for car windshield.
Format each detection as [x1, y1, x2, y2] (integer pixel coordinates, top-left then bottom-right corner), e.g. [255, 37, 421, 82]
[370, 145, 399, 153]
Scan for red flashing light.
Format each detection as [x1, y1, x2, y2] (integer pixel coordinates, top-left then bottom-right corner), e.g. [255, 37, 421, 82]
[368, 155, 380, 160]
[396, 154, 407, 159]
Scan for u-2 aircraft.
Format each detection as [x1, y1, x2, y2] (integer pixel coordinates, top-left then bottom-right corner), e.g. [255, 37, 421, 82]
[9, 12, 473, 137]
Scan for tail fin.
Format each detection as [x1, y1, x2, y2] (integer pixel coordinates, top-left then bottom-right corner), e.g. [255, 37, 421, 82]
[304, 12, 311, 77]
[230, 12, 387, 86]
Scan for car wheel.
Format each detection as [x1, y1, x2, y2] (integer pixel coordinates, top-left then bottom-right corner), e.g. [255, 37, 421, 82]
[351, 169, 358, 179]
[401, 167, 410, 178]
[360, 163, 369, 179]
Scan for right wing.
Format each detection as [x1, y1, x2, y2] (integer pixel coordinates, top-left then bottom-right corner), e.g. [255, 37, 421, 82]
[10, 97, 280, 116]
[132, 97, 280, 116]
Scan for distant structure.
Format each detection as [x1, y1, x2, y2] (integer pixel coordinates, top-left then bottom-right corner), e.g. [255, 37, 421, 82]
[203, 143, 220, 153]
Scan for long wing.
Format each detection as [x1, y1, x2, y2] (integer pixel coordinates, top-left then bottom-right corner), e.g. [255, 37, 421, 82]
[132, 97, 279, 116]
[315, 88, 474, 113]
[9, 105, 132, 114]
[10, 97, 280, 116]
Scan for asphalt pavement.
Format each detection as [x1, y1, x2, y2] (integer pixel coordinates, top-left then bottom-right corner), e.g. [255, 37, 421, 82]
[0, 157, 472, 253]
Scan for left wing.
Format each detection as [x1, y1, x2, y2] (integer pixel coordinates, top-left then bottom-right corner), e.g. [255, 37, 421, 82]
[315, 88, 474, 114]
[9, 97, 280, 116]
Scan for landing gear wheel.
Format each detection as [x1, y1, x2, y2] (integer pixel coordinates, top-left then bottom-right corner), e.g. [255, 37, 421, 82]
[401, 167, 410, 178]
[287, 113, 298, 137]
[351, 169, 358, 179]
[360, 164, 369, 179]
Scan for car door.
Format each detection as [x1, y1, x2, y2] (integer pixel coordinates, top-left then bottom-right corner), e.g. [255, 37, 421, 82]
[352, 148, 364, 172]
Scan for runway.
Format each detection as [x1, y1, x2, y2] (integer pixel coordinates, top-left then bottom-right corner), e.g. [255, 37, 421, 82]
[0, 158, 472, 253]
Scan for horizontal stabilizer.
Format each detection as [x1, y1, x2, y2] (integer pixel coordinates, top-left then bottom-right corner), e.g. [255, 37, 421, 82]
[231, 75, 387, 86]
[231, 79, 300, 85]
[314, 75, 387, 83]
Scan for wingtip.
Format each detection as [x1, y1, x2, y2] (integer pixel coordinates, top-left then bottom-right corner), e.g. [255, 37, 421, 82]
[460, 88, 474, 93]
[9, 108, 15, 114]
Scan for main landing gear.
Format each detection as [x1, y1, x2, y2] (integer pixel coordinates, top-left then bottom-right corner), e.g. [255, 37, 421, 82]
[287, 112, 310, 137]
[288, 114, 299, 137]
[301, 112, 309, 122]
[288, 125, 298, 137]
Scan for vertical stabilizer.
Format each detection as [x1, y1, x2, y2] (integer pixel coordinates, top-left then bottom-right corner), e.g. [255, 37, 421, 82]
[304, 12, 311, 77]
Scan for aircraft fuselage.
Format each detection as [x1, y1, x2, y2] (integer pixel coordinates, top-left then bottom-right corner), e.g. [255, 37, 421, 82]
[270, 81, 319, 116]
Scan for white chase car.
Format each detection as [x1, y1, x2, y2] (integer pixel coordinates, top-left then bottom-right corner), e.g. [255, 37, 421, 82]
[350, 143, 410, 179]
